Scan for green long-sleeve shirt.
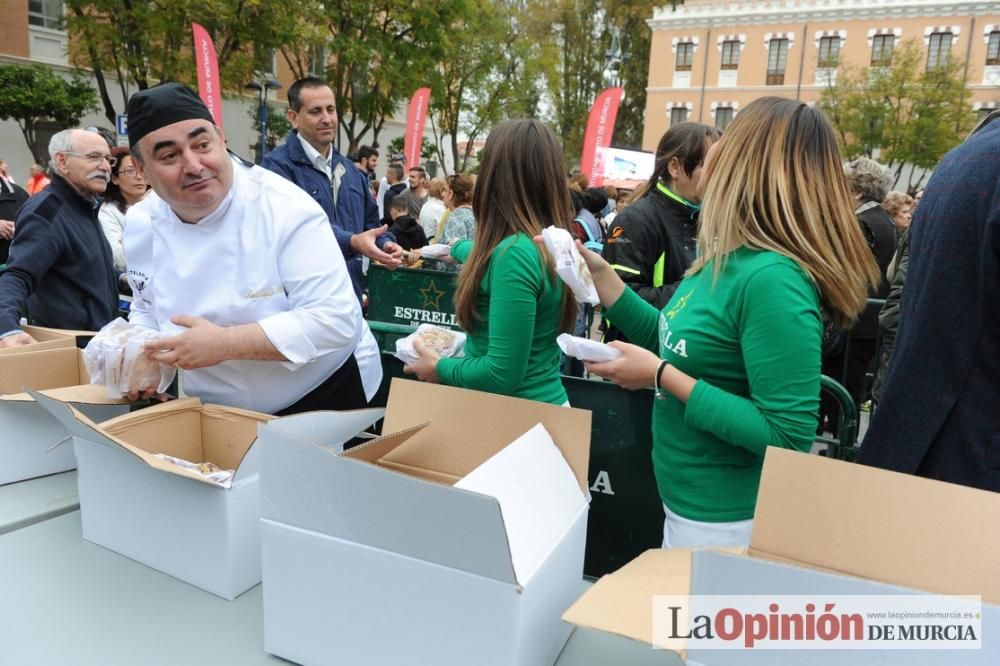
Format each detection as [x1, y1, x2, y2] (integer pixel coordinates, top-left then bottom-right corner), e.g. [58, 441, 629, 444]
[436, 233, 568, 405]
[605, 246, 822, 522]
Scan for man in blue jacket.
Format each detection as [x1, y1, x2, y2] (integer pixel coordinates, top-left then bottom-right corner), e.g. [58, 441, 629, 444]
[858, 112, 1000, 492]
[264, 77, 402, 303]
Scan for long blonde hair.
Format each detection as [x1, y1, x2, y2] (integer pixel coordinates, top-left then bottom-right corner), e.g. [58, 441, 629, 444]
[691, 97, 879, 328]
[454, 119, 577, 332]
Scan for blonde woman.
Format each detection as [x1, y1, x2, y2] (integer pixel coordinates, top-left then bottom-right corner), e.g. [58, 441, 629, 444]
[578, 97, 879, 548]
[882, 191, 914, 232]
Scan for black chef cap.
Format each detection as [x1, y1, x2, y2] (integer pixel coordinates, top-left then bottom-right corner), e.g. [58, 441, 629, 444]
[127, 82, 215, 147]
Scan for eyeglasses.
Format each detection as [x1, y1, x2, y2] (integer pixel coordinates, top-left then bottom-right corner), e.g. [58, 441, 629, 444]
[62, 152, 117, 167]
[119, 168, 141, 178]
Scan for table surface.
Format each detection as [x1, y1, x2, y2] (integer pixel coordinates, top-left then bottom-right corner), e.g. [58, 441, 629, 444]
[0, 471, 79, 535]
[0, 512, 679, 666]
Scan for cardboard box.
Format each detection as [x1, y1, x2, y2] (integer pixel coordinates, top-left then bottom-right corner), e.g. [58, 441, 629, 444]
[564, 448, 1000, 665]
[29, 392, 274, 600]
[0, 324, 92, 357]
[0, 347, 130, 485]
[258, 378, 593, 666]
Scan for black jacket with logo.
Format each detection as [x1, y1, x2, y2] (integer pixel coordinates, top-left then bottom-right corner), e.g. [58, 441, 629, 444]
[601, 186, 699, 343]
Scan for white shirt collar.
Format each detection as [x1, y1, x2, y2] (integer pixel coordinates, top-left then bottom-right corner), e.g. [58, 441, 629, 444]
[298, 134, 332, 178]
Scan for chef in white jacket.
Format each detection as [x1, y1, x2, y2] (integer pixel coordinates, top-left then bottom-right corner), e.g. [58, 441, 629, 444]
[123, 83, 381, 414]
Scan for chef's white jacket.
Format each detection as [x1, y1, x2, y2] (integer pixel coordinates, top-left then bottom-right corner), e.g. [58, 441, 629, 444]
[124, 160, 381, 413]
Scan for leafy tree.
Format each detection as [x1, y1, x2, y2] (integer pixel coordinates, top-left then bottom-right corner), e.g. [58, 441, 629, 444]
[426, 0, 528, 174]
[64, 0, 307, 125]
[0, 64, 99, 165]
[820, 38, 974, 191]
[282, 0, 453, 155]
[385, 136, 438, 165]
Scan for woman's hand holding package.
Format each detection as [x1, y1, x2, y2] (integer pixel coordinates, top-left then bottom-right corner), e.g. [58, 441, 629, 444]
[533, 234, 625, 308]
[402, 338, 442, 384]
[584, 341, 662, 390]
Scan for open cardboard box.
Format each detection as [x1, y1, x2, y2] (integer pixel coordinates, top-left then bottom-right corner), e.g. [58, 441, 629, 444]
[0, 324, 93, 357]
[564, 448, 1000, 665]
[0, 347, 129, 485]
[29, 392, 275, 600]
[257, 378, 593, 666]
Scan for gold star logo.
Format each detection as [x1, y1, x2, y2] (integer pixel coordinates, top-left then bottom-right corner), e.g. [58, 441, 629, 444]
[420, 280, 445, 310]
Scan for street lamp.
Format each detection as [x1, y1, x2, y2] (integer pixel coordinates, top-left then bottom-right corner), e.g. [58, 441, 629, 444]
[245, 78, 282, 163]
[603, 27, 630, 88]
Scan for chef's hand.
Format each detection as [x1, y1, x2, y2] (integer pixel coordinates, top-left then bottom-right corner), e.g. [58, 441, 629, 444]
[402, 338, 441, 383]
[125, 387, 169, 402]
[144, 315, 232, 370]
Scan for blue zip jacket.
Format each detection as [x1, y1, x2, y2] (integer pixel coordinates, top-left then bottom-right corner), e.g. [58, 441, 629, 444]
[263, 131, 394, 301]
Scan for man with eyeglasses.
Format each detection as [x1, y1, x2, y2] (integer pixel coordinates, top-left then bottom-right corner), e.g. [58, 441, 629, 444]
[0, 129, 118, 347]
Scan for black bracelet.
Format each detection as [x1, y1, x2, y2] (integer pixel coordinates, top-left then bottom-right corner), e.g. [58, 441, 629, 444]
[654, 358, 670, 398]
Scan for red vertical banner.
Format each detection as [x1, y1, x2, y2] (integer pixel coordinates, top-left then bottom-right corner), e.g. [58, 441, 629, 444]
[580, 87, 624, 186]
[191, 23, 224, 129]
[404, 87, 431, 168]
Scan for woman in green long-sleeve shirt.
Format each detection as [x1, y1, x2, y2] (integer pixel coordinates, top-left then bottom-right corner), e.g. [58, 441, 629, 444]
[583, 97, 880, 548]
[403, 119, 577, 405]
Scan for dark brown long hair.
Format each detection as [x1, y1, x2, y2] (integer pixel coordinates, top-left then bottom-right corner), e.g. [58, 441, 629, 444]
[454, 119, 577, 332]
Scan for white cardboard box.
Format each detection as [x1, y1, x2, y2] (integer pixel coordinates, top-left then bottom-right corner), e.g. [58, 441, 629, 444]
[30, 392, 274, 600]
[0, 347, 130, 485]
[258, 378, 593, 666]
[564, 448, 1000, 665]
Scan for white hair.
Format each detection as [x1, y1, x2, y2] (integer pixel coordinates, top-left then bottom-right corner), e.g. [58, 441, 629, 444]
[48, 129, 79, 164]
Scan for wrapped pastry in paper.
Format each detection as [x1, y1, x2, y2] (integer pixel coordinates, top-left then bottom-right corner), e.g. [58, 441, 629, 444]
[395, 324, 466, 364]
[83, 318, 176, 398]
[541, 226, 599, 305]
[556, 333, 623, 362]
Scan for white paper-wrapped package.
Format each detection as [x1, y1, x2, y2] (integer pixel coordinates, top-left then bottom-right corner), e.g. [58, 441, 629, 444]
[395, 324, 466, 365]
[83, 318, 176, 398]
[556, 333, 623, 362]
[541, 226, 599, 305]
[419, 243, 452, 259]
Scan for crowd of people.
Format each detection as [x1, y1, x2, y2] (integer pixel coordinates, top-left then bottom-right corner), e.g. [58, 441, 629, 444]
[0, 76, 996, 551]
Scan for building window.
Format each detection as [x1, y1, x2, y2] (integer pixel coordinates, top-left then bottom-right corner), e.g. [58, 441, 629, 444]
[926, 32, 953, 70]
[714, 106, 734, 131]
[871, 34, 895, 66]
[28, 0, 63, 30]
[675, 42, 694, 72]
[308, 45, 326, 76]
[670, 107, 689, 126]
[766, 38, 789, 85]
[721, 40, 740, 70]
[818, 36, 840, 68]
[987, 31, 1000, 66]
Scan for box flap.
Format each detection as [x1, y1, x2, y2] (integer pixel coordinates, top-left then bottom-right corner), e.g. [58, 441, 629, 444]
[0, 347, 84, 394]
[28, 390, 268, 489]
[0, 383, 128, 406]
[562, 548, 692, 651]
[454, 423, 588, 586]
[381, 379, 592, 492]
[258, 420, 519, 584]
[264, 408, 386, 453]
[752, 448, 1000, 605]
[22, 324, 96, 338]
